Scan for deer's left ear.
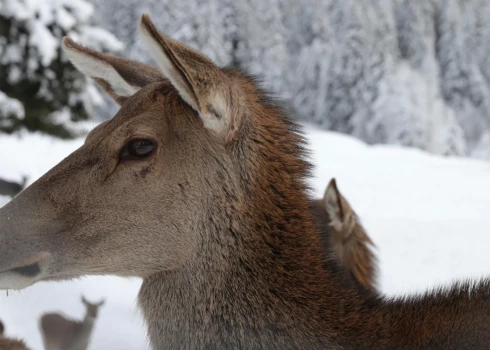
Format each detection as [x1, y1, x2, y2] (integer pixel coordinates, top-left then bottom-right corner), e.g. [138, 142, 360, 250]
[139, 14, 240, 142]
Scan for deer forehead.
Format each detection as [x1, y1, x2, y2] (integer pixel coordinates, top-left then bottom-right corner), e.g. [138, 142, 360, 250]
[87, 82, 203, 146]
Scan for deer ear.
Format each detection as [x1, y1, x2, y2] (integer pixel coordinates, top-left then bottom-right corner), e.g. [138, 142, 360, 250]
[139, 14, 239, 141]
[98, 299, 105, 306]
[324, 178, 346, 230]
[62, 37, 165, 105]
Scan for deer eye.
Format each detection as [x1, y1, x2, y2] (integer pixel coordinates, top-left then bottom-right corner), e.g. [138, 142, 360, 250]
[121, 139, 156, 160]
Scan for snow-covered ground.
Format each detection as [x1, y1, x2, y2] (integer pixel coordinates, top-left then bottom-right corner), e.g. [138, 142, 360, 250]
[1, 125, 490, 349]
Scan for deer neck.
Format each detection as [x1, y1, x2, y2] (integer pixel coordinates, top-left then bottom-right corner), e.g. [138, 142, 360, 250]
[138, 135, 358, 348]
[81, 314, 95, 333]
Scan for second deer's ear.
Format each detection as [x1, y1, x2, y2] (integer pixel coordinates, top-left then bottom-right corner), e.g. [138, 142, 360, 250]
[139, 14, 239, 142]
[62, 37, 165, 105]
[324, 178, 357, 231]
[324, 178, 346, 230]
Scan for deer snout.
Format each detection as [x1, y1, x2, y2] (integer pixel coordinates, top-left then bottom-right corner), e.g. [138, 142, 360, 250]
[0, 252, 52, 290]
[0, 191, 54, 290]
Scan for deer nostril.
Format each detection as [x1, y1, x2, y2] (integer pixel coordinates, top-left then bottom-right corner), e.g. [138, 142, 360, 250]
[11, 263, 41, 277]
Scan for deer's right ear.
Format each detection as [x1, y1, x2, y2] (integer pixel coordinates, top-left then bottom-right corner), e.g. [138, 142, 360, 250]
[139, 14, 241, 143]
[62, 37, 165, 105]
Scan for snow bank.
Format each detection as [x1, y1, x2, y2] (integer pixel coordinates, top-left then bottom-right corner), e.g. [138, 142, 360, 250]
[2, 126, 490, 349]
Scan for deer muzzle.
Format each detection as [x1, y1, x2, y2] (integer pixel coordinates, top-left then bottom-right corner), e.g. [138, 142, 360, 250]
[0, 188, 55, 290]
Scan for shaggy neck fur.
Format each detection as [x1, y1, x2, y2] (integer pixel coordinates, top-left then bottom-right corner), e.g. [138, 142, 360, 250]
[139, 72, 350, 349]
[138, 72, 490, 350]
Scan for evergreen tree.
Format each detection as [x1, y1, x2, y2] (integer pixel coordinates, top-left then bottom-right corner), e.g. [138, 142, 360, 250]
[234, 0, 291, 98]
[0, 0, 123, 138]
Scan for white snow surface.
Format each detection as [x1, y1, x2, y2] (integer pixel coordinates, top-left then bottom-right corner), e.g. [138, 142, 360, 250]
[1, 125, 490, 349]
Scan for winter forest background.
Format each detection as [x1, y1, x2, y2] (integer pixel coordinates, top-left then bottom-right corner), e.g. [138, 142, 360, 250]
[3, 0, 490, 162]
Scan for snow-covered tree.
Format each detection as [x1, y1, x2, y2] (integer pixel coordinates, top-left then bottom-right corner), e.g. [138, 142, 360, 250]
[434, 0, 490, 154]
[83, 0, 490, 159]
[370, 62, 466, 155]
[293, 0, 388, 135]
[120, 0, 232, 67]
[91, 0, 141, 52]
[233, 0, 291, 99]
[0, 0, 123, 138]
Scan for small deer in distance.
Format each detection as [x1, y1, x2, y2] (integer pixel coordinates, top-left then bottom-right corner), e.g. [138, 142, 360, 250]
[0, 13, 489, 349]
[40, 296, 104, 350]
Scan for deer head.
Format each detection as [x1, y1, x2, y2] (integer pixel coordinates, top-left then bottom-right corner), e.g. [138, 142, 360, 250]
[81, 295, 105, 319]
[0, 14, 246, 289]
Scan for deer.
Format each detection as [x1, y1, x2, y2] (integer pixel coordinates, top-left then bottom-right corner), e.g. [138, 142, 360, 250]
[0, 13, 490, 349]
[0, 176, 27, 198]
[40, 296, 104, 350]
[312, 178, 378, 293]
[0, 320, 29, 350]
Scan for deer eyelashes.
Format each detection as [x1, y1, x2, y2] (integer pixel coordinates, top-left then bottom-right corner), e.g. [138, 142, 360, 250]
[120, 139, 157, 161]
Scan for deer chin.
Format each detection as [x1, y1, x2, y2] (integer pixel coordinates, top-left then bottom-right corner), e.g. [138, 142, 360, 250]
[0, 252, 51, 290]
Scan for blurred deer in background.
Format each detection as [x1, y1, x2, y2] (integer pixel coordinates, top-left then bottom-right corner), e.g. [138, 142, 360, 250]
[312, 178, 378, 293]
[0, 176, 27, 198]
[40, 296, 104, 350]
[0, 320, 29, 350]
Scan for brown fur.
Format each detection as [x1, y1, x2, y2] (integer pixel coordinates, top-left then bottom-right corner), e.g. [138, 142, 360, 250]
[311, 178, 378, 293]
[0, 321, 29, 350]
[0, 14, 490, 349]
[0, 338, 29, 350]
[41, 314, 79, 350]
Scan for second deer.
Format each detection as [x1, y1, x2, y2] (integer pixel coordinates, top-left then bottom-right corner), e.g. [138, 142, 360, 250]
[40, 296, 104, 350]
[312, 178, 378, 293]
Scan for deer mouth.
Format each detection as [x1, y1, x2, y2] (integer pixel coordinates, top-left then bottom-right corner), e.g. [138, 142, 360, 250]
[10, 263, 41, 277]
[0, 252, 51, 290]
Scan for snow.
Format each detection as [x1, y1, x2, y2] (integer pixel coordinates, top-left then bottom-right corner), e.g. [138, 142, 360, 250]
[74, 26, 125, 52]
[0, 0, 32, 20]
[2, 125, 490, 349]
[29, 20, 59, 67]
[0, 92, 25, 124]
[48, 107, 98, 136]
